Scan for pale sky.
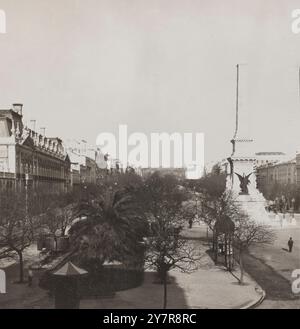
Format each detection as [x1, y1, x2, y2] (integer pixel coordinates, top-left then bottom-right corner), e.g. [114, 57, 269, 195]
[1, 0, 300, 164]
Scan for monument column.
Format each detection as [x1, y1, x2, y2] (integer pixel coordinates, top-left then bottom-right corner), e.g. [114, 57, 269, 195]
[226, 65, 296, 226]
[227, 64, 257, 195]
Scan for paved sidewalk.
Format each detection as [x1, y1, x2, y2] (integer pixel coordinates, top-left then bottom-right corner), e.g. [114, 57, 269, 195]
[250, 226, 300, 283]
[0, 260, 52, 309]
[80, 243, 264, 309]
[0, 227, 264, 309]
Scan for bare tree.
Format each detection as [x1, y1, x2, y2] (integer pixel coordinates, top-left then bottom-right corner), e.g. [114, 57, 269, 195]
[233, 213, 276, 284]
[142, 173, 201, 309]
[37, 192, 76, 252]
[193, 165, 226, 199]
[200, 188, 275, 281]
[0, 192, 34, 283]
[200, 190, 238, 241]
[145, 222, 201, 309]
[186, 169, 229, 233]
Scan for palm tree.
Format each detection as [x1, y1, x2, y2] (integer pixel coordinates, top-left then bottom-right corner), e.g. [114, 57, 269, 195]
[69, 185, 147, 269]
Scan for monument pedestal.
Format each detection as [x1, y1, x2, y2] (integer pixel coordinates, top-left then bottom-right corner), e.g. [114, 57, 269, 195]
[226, 140, 296, 227]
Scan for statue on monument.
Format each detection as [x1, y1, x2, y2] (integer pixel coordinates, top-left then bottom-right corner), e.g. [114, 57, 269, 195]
[227, 157, 234, 176]
[235, 172, 252, 195]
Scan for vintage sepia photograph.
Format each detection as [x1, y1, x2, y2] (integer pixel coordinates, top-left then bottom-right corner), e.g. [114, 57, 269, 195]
[0, 0, 300, 317]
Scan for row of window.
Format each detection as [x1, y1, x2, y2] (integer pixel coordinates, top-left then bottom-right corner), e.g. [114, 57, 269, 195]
[0, 179, 14, 189]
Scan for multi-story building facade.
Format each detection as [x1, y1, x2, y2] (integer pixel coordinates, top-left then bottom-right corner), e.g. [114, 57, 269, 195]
[66, 139, 101, 187]
[256, 158, 297, 191]
[297, 153, 300, 186]
[255, 152, 287, 167]
[0, 104, 71, 193]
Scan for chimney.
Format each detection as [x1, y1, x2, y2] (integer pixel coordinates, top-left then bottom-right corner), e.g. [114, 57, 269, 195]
[12, 103, 23, 116]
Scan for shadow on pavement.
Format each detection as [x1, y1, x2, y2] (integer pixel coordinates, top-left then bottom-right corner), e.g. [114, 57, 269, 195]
[101, 271, 189, 309]
[281, 248, 289, 252]
[243, 253, 298, 301]
[0, 265, 189, 309]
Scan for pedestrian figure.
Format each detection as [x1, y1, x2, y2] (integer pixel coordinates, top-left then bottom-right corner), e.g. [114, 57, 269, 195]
[188, 218, 193, 229]
[28, 268, 33, 287]
[288, 237, 294, 253]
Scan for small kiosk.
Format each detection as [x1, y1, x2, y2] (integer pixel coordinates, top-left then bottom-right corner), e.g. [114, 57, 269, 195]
[52, 262, 88, 309]
[213, 215, 235, 271]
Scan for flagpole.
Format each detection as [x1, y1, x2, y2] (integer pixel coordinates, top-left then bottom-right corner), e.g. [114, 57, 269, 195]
[234, 64, 239, 140]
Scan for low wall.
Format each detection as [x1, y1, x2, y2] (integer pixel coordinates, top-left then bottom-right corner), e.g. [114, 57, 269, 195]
[39, 264, 144, 298]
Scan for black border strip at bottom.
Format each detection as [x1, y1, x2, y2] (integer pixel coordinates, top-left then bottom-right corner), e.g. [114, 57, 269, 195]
[0, 309, 296, 328]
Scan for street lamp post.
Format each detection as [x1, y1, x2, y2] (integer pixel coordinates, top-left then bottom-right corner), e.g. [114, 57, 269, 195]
[25, 164, 30, 220]
[206, 222, 209, 240]
[291, 198, 295, 218]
